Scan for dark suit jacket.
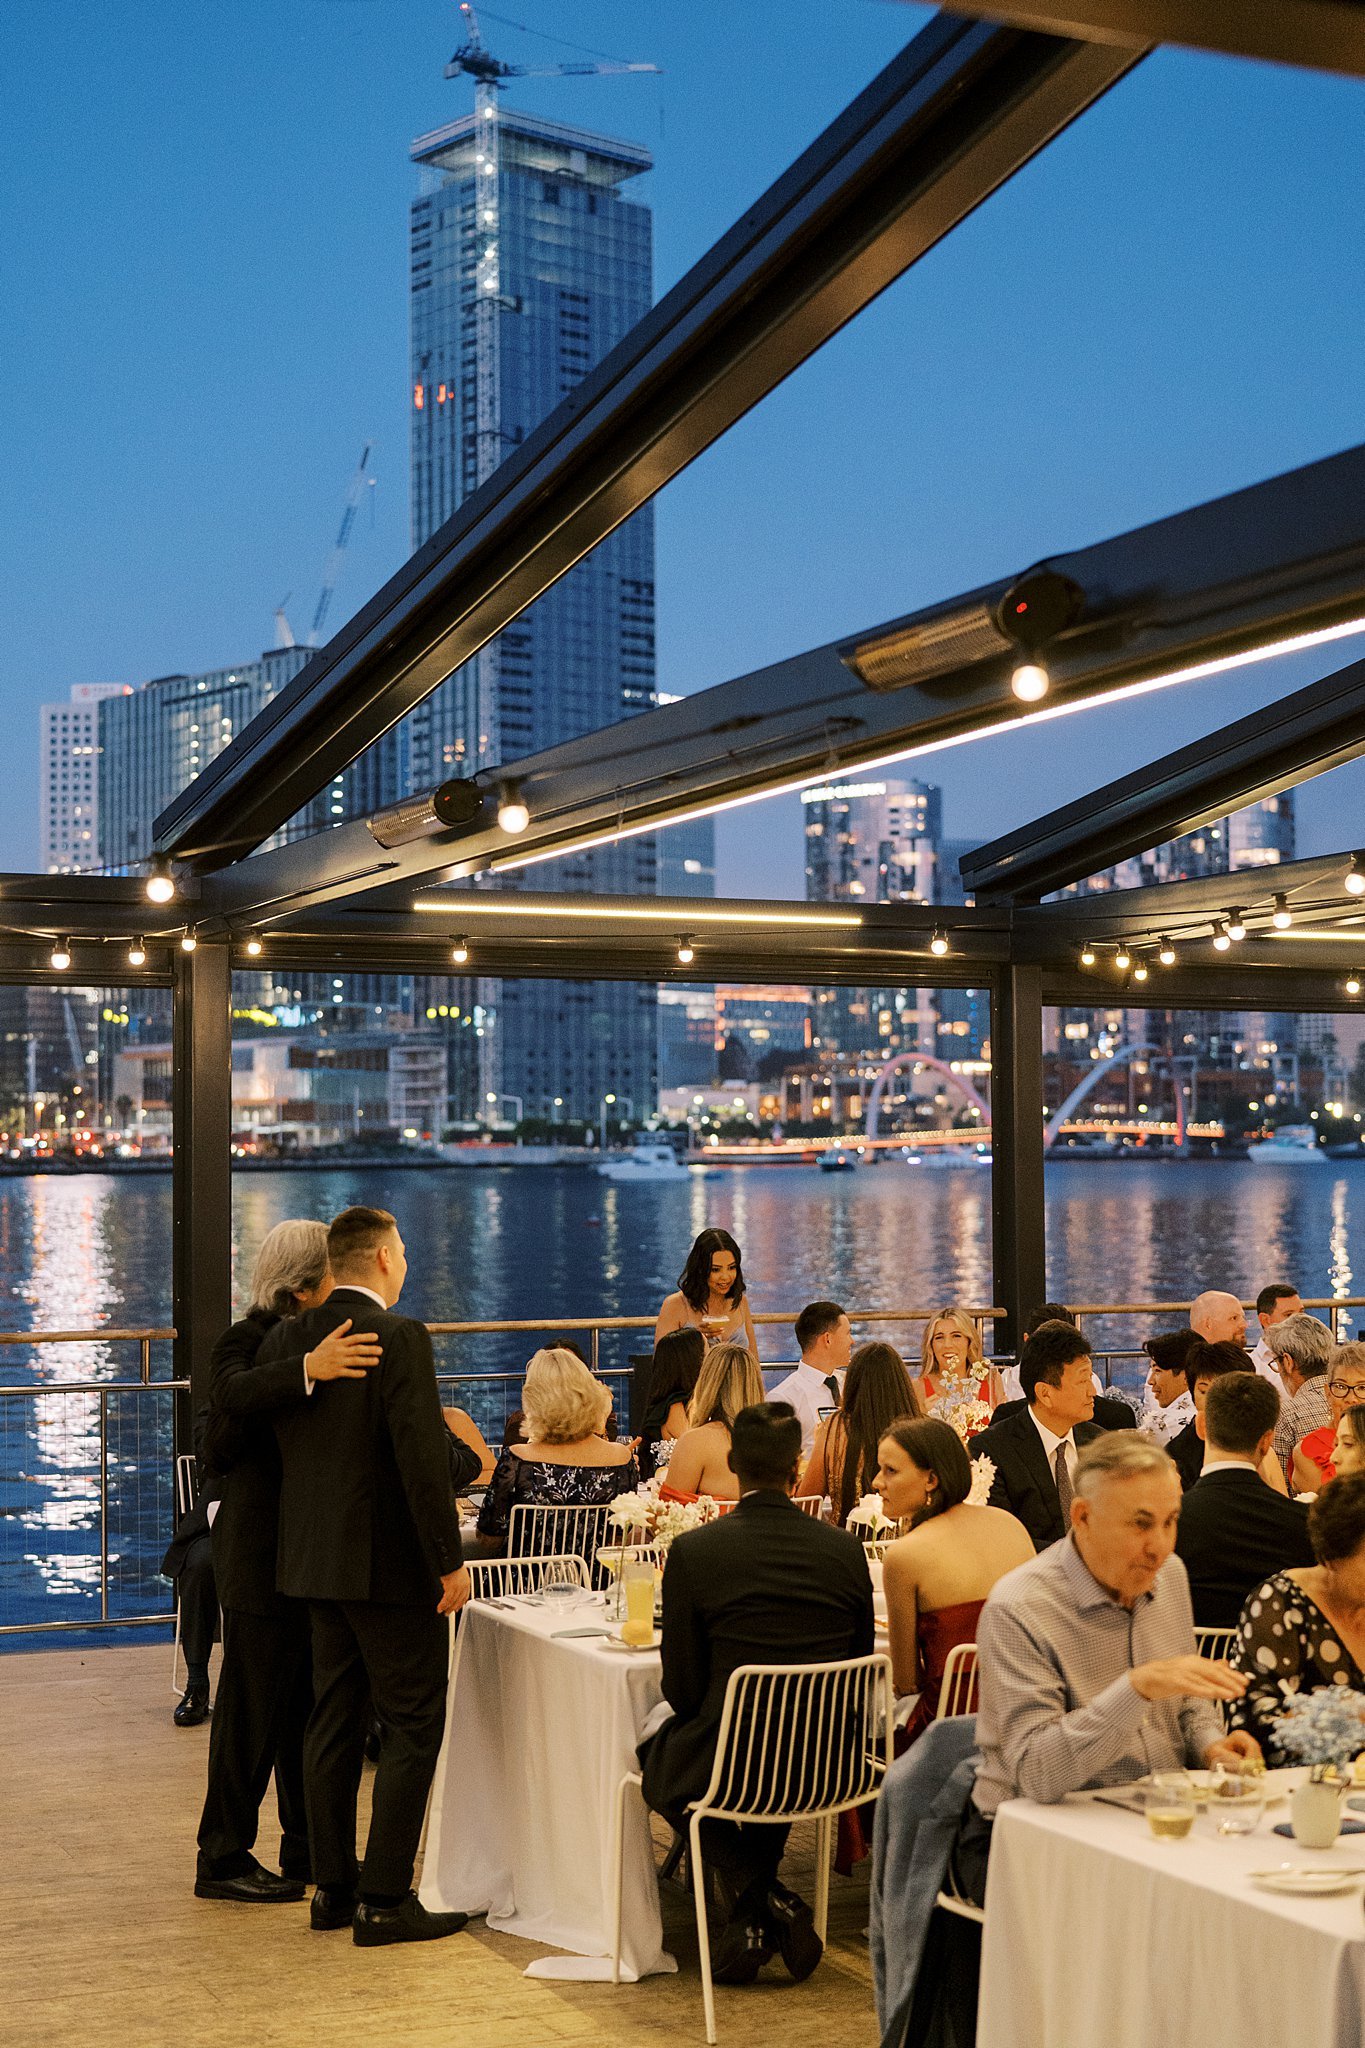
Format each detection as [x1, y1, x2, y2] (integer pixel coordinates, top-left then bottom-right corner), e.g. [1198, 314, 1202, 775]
[639, 1489, 875, 1814]
[994, 1394, 1137, 1433]
[264, 1289, 464, 1606]
[1175, 1465, 1315, 1630]
[203, 1308, 306, 1615]
[1167, 1419, 1205, 1493]
[969, 1406, 1104, 1551]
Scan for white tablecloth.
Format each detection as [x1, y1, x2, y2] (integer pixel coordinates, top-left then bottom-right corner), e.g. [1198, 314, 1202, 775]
[421, 1595, 676, 1981]
[978, 1772, 1365, 2048]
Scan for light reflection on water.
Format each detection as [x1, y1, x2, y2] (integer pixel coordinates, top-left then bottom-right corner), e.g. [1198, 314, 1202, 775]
[4, 1157, 1365, 1630]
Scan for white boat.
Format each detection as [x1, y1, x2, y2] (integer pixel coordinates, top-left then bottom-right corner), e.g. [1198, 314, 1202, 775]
[911, 1145, 992, 1169]
[596, 1139, 693, 1182]
[1247, 1124, 1327, 1164]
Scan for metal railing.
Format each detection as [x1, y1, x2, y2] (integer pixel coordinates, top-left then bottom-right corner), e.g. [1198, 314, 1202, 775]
[4, 1296, 1362, 1641]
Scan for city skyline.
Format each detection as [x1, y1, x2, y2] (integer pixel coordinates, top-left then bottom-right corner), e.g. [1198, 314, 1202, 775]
[7, 5, 1365, 896]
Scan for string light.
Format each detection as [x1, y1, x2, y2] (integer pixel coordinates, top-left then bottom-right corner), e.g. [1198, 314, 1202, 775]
[1132, 960, 1149, 982]
[127, 939, 147, 968]
[1158, 937, 1176, 966]
[676, 936, 695, 965]
[244, 934, 263, 958]
[50, 939, 71, 972]
[929, 928, 949, 956]
[1009, 660, 1049, 703]
[1226, 909, 1247, 942]
[1079, 941, 1096, 967]
[180, 932, 197, 954]
[1114, 946, 1132, 971]
[1212, 922, 1231, 952]
[452, 937, 470, 965]
[495, 780, 530, 834]
[1346, 856, 1365, 898]
[145, 855, 176, 905]
[1347, 974, 1362, 997]
[1272, 893, 1292, 930]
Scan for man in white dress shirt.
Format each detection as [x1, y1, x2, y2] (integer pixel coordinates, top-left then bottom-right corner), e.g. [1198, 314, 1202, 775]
[767, 1301, 851, 1460]
[1249, 1283, 1304, 1381]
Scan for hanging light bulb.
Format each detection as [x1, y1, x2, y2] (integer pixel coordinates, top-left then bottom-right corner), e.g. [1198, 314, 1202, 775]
[451, 937, 470, 965]
[496, 780, 530, 834]
[676, 936, 695, 966]
[127, 939, 147, 968]
[1226, 909, 1247, 942]
[1272, 892, 1292, 930]
[1133, 961, 1149, 982]
[180, 932, 198, 954]
[1009, 660, 1049, 703]
[1114, 945, 1132, 971]
[1347, 974, 1362, 997]
[244, 934, 263, 958]
[144, 854, 176, 905]
[1079, 941, 1096, 968]
[1158, 937, 1176, 966]
[929, 928, 949, 957]
[1346, 856, 1365, 897]
[50, 939, 71, 972]
[1212, 921, 1231, 952]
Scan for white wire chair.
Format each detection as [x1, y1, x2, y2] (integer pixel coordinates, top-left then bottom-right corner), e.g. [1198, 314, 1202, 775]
[935, 1643, 980, 1721]
[465, 1553, 593, 1600]
[170, 1453, 199, 1695]
[791, 1494, 826, 1518]
[1195, 1625, 1238, 1660]
[612, 1653, 894, 2044]
[507, 1501, 621, 1582]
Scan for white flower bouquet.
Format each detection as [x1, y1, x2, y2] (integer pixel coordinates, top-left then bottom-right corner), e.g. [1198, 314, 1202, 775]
[966, 1454, 996, 1507]
[928, 1380, 992, 1445]
[608, 1476, 720, 1553]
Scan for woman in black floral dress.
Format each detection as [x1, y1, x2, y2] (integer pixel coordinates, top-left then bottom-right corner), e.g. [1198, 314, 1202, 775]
[1229, 1474, 1365, 1762]
[474, 1346, 639, 1554]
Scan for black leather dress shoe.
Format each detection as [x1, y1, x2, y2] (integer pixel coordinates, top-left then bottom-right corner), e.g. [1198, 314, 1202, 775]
[709, 1914, 773, 1985]
[352, 1893, 469, 1947]
[311, 1885, 359, 1930]
[194, 1864, 305, 1904]
[764, 1883, 823, 1982]
[173, 1685, 210, 1728]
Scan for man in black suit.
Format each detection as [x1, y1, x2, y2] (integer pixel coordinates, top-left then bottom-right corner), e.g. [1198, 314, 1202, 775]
[1176, 1372, 1314, 1628]
[969, 1323, 1104, 1550]
[639, 1402, 874, 1985]
[261, 1205, 471, 1948]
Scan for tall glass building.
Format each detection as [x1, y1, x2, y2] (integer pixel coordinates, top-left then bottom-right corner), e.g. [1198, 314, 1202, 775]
[404, 103, 710, 1124]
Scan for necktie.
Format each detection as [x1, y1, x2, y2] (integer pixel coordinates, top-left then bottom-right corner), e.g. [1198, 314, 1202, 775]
[1054, 1442, 1074, 1524]
[823, 1375, 841, 1408]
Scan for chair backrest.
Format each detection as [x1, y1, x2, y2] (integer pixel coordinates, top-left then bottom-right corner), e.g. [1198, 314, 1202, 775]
[791, 1494, 826, 1519]
[466, 1553, 592, 1601]
[174, 1453, 198, 1521]
[935, 1642, 979, 1720]
[507, 1501, 620, 1577]
[1195, 1625, 1238, 1661]
[698, 1654, 894, 1822]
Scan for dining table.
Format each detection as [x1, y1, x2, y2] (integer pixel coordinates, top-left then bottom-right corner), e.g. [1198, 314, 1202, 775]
[977, 1769, 1365, 2048]
[420, 1590, 677, 1981]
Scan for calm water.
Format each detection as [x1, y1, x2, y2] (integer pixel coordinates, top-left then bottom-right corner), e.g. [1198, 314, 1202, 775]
[1, 1157, 1361, 1635]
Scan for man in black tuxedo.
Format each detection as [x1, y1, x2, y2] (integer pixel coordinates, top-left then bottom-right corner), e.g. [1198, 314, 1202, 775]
[1176, 1372, 1314, 1628]
[639, 1402, 874, 1985]
[261, 1205, 471, 1948]
[970, 1322, 1104, 1550]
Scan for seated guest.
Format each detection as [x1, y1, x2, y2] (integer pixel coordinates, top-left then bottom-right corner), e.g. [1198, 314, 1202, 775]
[639, 1402, 874, 1984]
[1269, 1313, 1336, 1475]
[969, 1322, 1104, 1551]
[655, 1227, 759, 1358]
[1175, 1374, 1313, 1628]
[956, 1435, 1259, 1903]
[639, 1326, 706, 1479]
[1141, 1330, 1199, 1446]
[663, 1342, 766, 1502]
[473, 1347, 638, 1553]
[440, 1404, 496, 1487]
[801, 1341, 921, 1525]
[1332, 1406, 1365, 1477]
[1291, 1342, 1365, 1494]
[1230, 1472, 1365, 1761]
[993, 1327, 1139, 1435]
[875, 1417, 1032, 1737]
[1249, 1282, 1304, 1383]
[1165, 1340, 1287, 1494]
[1190, 1289, 1248, 1349]
[912, 1309, 1004, 1433]
[768, 1301, 852, 1460]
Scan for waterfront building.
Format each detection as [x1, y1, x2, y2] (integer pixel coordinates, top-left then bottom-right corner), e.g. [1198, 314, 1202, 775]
[39, 683, 131, 873]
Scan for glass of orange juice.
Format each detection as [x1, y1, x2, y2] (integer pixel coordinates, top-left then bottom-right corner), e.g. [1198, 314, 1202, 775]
[622, 1556, 656, 1643]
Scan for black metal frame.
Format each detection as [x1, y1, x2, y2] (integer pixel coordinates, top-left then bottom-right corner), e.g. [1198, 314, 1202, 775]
[931, 2, 1365, 79]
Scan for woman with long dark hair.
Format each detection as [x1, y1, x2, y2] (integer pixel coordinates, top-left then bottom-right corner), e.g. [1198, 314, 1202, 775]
[654, 1226, 759, 1358]
[639, 1325, 706, 1479]
[874, 1416, 1032, 1743]
[800, 1342, 922, 1525]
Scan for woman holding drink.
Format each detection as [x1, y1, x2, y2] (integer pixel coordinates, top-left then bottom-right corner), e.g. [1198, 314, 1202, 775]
[654, 1227, 759, 1359]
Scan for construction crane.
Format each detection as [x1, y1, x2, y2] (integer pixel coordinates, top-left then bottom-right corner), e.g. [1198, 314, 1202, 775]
[441, 4, 657, 765]
[310, 442, 374, 646]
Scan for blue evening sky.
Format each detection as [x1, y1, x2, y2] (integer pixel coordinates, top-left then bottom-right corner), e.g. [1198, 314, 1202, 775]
[3, 4, 1365, 889]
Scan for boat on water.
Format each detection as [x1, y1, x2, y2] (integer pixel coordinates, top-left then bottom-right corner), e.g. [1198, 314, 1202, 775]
[596, 1138, 695, 1182]
[902, 1145, 992, 1169]
[1247, 1124, 1327, 1165]
[819, 1148, 858, 1173]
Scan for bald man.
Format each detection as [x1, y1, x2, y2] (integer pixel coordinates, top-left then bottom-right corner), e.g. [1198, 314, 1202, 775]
[1190, 1292, 1247, 1349]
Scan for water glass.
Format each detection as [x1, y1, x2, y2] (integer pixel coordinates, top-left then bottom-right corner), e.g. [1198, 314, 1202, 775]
[539, 1561, 586, 1612]
[1209, 1772, 1265, 1837]
[1145, 1773, 1196, 1841]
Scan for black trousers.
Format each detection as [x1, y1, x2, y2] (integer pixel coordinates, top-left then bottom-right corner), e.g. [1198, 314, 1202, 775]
[178, 1534, 220, 1677]
[197, 1603, 312, 1878]
[656, 1800, 790, 1913]
[305, 1598, 448, 1899]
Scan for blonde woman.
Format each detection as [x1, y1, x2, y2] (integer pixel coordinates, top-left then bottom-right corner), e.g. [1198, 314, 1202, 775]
[912, 1309, 1004, 1436]
[473, 1346, 638, 1553]
[660, 1342, 767, 1502]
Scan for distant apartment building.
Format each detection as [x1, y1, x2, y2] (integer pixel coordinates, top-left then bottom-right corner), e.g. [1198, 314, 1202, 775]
[39, 684, 131, 873]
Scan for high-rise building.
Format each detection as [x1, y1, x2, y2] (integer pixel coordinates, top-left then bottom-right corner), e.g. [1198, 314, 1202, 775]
[402, 101, 711, 1123]
[802, 777, 943, 904]
[40, 684, 131, 873]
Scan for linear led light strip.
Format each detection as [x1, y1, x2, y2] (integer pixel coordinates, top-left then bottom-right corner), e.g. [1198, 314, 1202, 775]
[411, 898, 863, 928]
[482, 614, 1365, 876]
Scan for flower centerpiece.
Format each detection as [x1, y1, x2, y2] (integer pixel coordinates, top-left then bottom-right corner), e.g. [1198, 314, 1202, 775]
[927, 1378, 992, 1445]
[608, 1476, 721, 1552]
[847, 1491, 896, 1544]
[1273, 1685, 1365, 1847]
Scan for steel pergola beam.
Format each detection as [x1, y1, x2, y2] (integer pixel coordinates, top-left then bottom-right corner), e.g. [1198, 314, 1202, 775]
[197, 438, 1365, 926]
[925, 2, 1365, 80]
[963, 648, 1365, 903]
[154, 16, 1144, 869]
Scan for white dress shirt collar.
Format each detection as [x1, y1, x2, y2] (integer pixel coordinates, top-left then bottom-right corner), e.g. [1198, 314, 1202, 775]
[333, 1283, 387, 1311]
[1028, 1408, 1076, 1460]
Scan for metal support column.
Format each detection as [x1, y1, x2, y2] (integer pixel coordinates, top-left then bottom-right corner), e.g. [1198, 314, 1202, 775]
[990, 963, 1047, 1354]
[172, 939, 233, 1434]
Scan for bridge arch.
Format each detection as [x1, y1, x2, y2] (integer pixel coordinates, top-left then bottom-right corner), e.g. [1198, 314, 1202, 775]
[1045, 1043, 1185, 1149]
[865, 1051, 991, 1143]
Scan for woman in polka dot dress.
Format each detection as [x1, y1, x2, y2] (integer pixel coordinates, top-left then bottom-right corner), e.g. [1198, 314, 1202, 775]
[1229, 1473, 1365, 1762]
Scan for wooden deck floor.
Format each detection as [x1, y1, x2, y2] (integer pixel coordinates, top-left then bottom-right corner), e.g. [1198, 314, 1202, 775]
[0, 1644, 880, 2048]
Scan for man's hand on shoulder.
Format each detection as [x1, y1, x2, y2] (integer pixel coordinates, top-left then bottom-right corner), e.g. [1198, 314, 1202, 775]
[437, 1565, 471, 1616]
[1129, 1654, 1249, 1703]
[304, 1318, 384, 1384]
